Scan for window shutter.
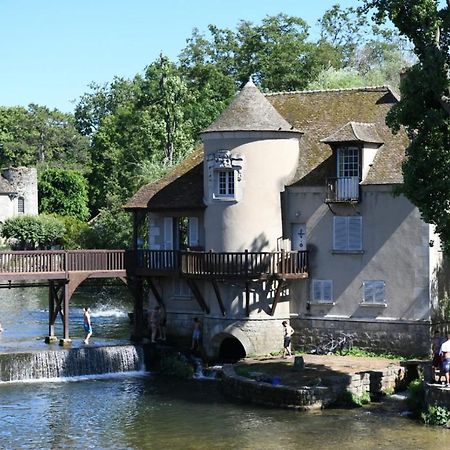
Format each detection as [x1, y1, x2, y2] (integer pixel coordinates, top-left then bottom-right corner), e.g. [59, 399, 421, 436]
[323, 280, 332, 302]
[333, 217, 347, 251]
[163, 217, 173, 250]
[348, 217, 362, 250]
[364, 281, 374, 303]
[364, 280, 385, 303]
[312, 280, 321, 301]
[148, 218, 160, 250]
[374, 281, 385, 303]
[188, 217, 199, 247]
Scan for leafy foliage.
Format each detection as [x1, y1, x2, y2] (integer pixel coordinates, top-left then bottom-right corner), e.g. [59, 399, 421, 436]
[0, 104, 90, 168]
[363, 0, 450, 252]
[422, 405, 450, 426]
[83, 202, 132, 249]
[0, 215, 65, 250]
[38, 168, 90, 221]
[407, 378, 425, 418]
[159, 354, 194, 379]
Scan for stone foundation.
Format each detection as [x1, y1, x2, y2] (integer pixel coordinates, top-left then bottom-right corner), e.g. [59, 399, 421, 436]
[292, 317, 431, 357]
[222, 363, 406, 410]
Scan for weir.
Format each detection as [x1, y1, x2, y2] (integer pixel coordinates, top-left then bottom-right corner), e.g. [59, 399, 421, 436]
[0, 344, 145, 382]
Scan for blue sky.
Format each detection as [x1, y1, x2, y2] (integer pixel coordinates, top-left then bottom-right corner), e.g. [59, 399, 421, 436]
[0, 0, 359, 113]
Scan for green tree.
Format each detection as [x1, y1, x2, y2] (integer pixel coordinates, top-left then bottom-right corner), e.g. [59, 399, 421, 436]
[0, 215, 65, 250]
[0, 104, 90, 168]
[363, 0, 450, 251]
[38, 168, 90, 221]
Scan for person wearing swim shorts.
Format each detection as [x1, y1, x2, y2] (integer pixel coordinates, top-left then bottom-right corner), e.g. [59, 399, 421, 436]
[83, 307, 92, 344]
[282, 320, 295, 358]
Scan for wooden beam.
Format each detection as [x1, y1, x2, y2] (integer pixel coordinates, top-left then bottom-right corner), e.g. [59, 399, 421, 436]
[270, 279, 286, 316]
[187, 279, 210, 314]
[245, 281, 250, 317]
[211, 279, 226, 316]
[147, 278, 164, 308]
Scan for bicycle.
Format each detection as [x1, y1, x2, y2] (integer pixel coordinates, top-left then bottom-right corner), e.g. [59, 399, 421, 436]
[309, 332, 353, 356]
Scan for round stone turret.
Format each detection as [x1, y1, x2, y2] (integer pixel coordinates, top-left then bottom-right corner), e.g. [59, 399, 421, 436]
[201, 80, 302, 252]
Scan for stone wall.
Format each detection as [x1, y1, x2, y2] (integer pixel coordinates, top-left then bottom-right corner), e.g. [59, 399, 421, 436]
[292, 317, 431, 357]
[221, 363, 406, 410]
[165, 312, 286, 358]
[424, 383, 450, 409]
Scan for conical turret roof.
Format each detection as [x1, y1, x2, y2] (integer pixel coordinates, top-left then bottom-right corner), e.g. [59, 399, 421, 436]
[201, 79, 300, 134]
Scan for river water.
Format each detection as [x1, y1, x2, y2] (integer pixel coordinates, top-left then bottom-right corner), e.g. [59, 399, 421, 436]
[1, 286, 449, 449]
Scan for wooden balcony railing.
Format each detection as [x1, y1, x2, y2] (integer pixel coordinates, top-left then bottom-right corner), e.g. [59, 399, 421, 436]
[0, 249, 308, 280]
[130, 249, 308, 279]
[326, 176, 360, 202]
[0, 250, 126, 277]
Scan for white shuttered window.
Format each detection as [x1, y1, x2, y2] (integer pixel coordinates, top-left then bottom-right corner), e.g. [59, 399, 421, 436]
[188, 217, 199, 247]
[363, 280, 386, 304]
[311, 279, 333, 303]
[333, 216, 362, 251]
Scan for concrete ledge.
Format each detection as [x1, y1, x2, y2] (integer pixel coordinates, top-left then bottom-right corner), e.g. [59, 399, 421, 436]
[424, 383, 450, 409]
[222, 362, 406, 410]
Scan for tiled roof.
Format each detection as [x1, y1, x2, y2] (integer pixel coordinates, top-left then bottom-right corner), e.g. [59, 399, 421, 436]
[266, 86, 407, 186]
[123, 147, 204, 210]
[0, 173, 15, 194]
[202, 79, 301, 134]
[321, 122, 384, 145]
[124, 86, 408, 210]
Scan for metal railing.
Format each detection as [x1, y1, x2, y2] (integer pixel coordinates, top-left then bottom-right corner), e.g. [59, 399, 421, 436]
[326, 176, 360, 202]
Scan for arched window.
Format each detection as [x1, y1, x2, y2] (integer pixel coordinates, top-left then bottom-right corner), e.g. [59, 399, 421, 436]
[17, 196, 25, 214]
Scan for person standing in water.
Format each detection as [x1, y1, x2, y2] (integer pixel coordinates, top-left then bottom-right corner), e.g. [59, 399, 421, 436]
[83, 307, 93, 344]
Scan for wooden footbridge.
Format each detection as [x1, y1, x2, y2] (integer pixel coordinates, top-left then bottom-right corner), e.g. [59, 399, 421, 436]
[0, 250, 127, 345]
[0, 249, 308, 345]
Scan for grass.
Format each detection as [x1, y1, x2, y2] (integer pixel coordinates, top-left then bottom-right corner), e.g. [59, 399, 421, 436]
[295, 346, 422, 361]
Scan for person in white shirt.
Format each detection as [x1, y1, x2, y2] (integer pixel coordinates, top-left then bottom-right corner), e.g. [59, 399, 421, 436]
[439, 333, 450, 386]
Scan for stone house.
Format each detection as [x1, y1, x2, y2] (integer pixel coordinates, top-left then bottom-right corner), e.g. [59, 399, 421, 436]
[0, 167, 38, 225]
[124, 81, 447, 358]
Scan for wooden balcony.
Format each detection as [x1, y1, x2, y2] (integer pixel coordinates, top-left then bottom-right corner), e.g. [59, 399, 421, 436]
[325, 176, 360, 203]
[129, 249, 309, 280]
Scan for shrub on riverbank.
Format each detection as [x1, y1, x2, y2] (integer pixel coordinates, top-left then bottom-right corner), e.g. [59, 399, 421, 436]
[160, 354, 194, 379]
[422, 405, 450, 426]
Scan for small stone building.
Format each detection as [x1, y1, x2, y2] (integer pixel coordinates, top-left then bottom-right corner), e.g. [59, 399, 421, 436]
[0, 167, 38, 224]
[125, 81, 448, 359]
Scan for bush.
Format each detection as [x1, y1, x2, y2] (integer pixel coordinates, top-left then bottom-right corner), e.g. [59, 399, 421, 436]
[0, 214, 65, 249]
[407, 379, 425, 418]
[58, 216, 91, 249]
[422, 405, 450, 426]
[84, 204, 132, 249]
[159, 355, 194, 379]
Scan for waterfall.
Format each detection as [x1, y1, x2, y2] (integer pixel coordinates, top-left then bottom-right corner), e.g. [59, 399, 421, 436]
[0, 345, 145, 382]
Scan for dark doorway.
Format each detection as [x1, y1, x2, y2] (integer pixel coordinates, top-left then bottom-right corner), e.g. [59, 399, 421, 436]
[219, 337, 246, 363]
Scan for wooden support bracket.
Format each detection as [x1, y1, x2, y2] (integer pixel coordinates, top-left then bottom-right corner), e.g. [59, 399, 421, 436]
[187, 279, 210, 314]
[270, 279, 286, 316]
[211, 279, 226, 316]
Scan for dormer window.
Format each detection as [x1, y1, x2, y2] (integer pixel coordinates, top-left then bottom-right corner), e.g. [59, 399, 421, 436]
[337, 146, 360, 179]
[322, 122, 383, 204]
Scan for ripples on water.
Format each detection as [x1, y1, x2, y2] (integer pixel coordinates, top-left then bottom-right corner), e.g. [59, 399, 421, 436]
[1, 376, 450, 450]
[1, 287, 450, 449]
